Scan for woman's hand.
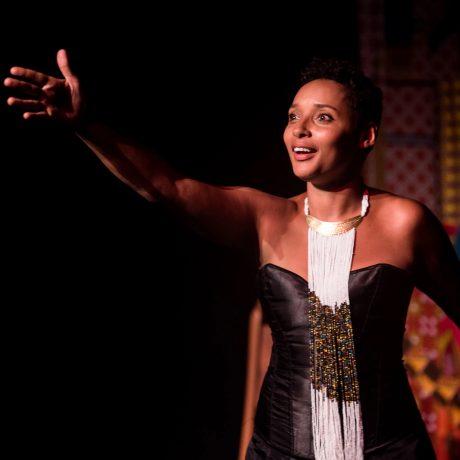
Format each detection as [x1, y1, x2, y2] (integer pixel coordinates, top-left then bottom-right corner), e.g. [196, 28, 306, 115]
[4, 49, 84, 125]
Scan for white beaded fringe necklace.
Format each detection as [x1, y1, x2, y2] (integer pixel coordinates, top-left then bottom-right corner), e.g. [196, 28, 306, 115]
[304, 186, 369, 460]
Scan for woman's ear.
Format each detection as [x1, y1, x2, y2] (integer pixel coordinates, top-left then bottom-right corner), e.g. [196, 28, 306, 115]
[359, 123, 378, 149]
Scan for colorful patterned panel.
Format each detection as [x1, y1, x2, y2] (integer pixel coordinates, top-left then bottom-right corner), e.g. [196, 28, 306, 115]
[440, 80, 460, 226]
[405, 285, 460, 458]
[384, 142, 440, 214]
[381, 82, 440, 214]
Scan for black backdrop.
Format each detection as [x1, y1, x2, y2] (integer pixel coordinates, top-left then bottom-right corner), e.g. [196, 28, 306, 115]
[2, 5, 358, 458]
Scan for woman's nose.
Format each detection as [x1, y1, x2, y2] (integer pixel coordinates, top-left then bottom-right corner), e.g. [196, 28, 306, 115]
[293, 123, 311, 137]
[293, 126, 312, 138]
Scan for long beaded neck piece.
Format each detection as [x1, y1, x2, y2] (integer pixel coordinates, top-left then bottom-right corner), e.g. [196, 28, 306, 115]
[303, 186, 369, 460]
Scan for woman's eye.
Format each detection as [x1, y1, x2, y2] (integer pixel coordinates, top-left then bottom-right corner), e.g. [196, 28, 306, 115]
[317, 113, 333, 122]
[288, 113, 332, 122]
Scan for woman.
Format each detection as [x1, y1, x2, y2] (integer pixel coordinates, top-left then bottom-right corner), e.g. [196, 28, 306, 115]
[4, 52, 459, 459]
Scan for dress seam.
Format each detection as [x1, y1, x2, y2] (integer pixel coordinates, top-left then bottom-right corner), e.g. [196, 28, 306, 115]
[356, 265, 384, 343]
[373, 269, 384, 446]
[263, 272, 295, 456]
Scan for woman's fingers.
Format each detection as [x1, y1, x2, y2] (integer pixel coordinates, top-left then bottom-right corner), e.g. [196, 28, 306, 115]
[23, 111, 49, 120]
[7, 97, 46, 112]
[4, 77, 43, 98]
[5, 53, 82, 124]
[10, 66, 50, 86]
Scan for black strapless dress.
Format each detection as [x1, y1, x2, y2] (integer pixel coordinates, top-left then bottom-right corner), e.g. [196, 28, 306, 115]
[245, 263, 437, 460]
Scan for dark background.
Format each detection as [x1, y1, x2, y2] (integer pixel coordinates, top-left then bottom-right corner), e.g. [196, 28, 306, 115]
[1, 5, 358, 458]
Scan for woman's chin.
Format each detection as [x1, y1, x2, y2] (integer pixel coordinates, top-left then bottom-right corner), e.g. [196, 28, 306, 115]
[291, 165, 318, 182]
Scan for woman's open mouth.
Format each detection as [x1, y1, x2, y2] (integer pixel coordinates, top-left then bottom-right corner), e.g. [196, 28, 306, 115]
[293, 146, 317, 161]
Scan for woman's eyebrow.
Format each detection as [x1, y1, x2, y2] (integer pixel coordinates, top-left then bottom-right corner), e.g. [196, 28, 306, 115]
[314, 103, 339, 112]
[289, 102, 339, 112]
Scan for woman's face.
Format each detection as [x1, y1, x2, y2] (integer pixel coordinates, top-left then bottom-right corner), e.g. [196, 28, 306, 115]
[283, 78, 364, 187]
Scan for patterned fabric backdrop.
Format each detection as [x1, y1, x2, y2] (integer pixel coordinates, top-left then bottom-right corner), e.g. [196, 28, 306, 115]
[358, 0, 460, 458]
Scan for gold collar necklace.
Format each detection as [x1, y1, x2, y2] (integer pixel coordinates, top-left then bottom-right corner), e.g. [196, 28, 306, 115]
[304, 187, 370, 236]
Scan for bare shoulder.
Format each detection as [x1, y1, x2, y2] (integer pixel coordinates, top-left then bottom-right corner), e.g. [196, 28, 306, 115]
[376, 188, 460, 324]
[249, 188, 298, 236]
[367, 186, 428, 235]
[246, 187, 297, 219]
[208, 183, 296, 217]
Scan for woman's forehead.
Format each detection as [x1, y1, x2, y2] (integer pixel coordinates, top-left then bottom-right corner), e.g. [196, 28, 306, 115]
[292, 79, 350, 111]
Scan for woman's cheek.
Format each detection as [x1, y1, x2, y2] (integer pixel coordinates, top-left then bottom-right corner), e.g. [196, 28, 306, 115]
[282, 128, 289, 144]
[324, 131, 348, 150]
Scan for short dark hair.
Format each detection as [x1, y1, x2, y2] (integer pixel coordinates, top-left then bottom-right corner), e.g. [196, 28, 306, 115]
[296, 57, 383, 146]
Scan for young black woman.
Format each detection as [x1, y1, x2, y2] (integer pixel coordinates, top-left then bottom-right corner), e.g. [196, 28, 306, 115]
[5, 52, 458, 459]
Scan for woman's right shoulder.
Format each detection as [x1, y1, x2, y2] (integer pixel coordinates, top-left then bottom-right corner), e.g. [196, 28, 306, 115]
[239, 185, 295, 211]
[243, 188, 298, 235]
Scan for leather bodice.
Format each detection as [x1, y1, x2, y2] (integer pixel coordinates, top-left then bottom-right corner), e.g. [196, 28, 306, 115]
[254, 262, 429, 458]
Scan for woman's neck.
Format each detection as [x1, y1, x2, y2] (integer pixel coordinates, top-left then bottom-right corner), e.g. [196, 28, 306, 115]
[305, 177, 366, 221]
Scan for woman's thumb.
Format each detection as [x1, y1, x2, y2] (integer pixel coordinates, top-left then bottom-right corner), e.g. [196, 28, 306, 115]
[56, 49, 75, 80]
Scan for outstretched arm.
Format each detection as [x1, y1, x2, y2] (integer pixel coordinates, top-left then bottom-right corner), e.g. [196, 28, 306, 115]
[4, 49, 290, 250]
[75, 120, 274, 249]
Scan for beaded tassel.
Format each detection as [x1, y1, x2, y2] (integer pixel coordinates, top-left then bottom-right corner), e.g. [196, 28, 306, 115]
[304, 190, 368, 460]
[307, 289, 363, 460]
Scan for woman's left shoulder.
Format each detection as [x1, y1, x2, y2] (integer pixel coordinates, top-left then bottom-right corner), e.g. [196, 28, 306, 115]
[369, 190, 460, 326]
[368, 186, 429, 232]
